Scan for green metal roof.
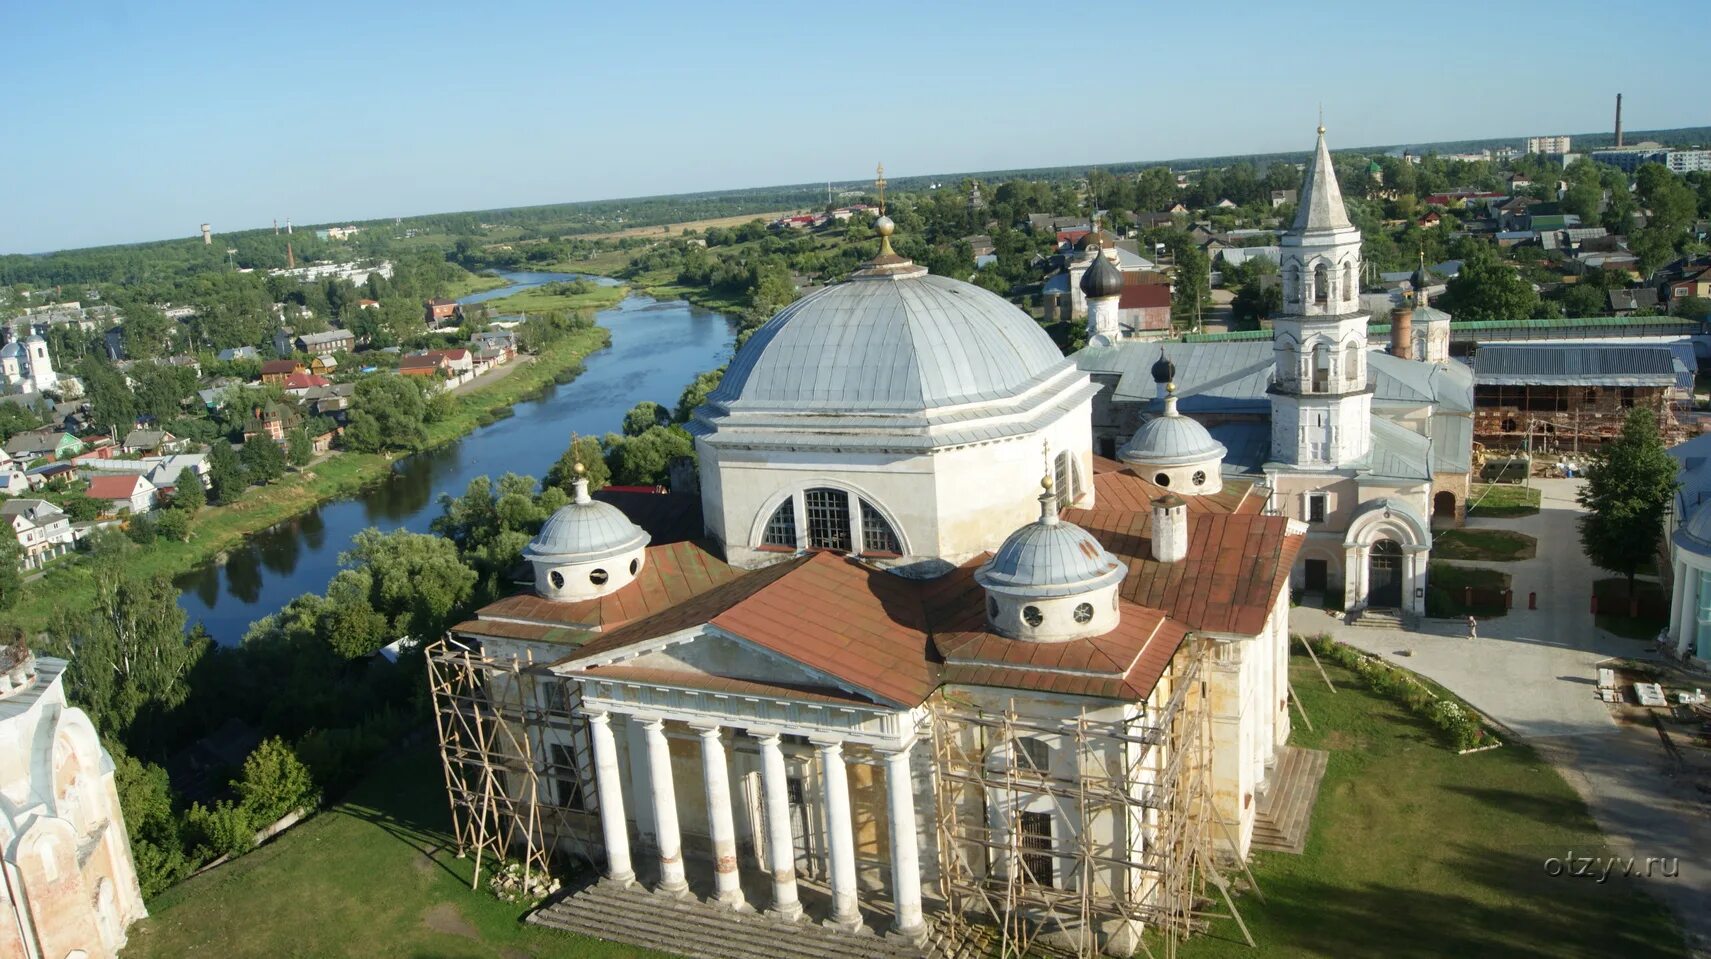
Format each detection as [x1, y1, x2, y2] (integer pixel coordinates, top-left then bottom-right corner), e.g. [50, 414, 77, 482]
[1183, 315, 1697, 344]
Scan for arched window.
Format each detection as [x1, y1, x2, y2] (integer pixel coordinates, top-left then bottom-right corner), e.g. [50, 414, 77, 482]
[1344, 341, 1359, 383]
[1053, 451, 1080, 507]
[1342, 261, 1354, 301]
[1313, 262, 1329, 305]
[762, 498, 795, 547]
[1311, 341, 1330, 392]
[1286, 264, 1301, 303]
[860, 500, 900, 555]
[1012, 736, 1051, 773]
[804, 488, 852, 551]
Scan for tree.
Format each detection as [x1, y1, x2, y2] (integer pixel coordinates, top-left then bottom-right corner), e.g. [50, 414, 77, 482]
[1437, 247, 1538, 321]
[155, 508, 192, 543]
[240, 437, 286, 485]
[234, 737, 319, 824]
[206, 441, 246, 505]
[339, 528, 476, 640]
[674, 367, 725, 422]
[1577, 408, 1679, 598]
[605, 425, 695, 487]
[54, 563, 208, 747]
[546, 436, 610, 492]
[622, 401, 670, 437]
[320, 600, 390, 659]
[57, 492, 104, 523]
[111, 747, 190, 897]
[174, 467, 206, 512]
[285, 427, 314, 467]
[342, 374, 427, 452]
[0, 535, 21, 610]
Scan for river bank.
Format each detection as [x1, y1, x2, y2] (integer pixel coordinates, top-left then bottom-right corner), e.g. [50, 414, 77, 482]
[0, 323, 611, 635]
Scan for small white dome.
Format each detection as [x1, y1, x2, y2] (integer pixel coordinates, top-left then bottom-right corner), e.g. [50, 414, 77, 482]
[523, 477, 649, 565]
[977, 483, 1125, 599]
[1119, 399, 1226, 468]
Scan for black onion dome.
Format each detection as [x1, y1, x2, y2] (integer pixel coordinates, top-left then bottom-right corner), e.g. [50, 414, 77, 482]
[1080, 253, 1124, 299]
[1150, 349, 1176, 385]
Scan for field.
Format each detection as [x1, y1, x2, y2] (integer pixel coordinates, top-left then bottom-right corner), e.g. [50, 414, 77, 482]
[124, 654, 1681, 959]
[443, 270, 511, 300]
[580, 210, 794, 241]
[0, 325, 610, 635]
[476, 281, 629, 316]
[1176, 657, 1683, 959]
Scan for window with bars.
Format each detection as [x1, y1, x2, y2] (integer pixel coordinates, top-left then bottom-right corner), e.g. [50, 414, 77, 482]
[1019, 811, 1054, 887]
[1053, 452, 1074, 507]
[804, 488, 852, 551]
[762, 497, 796, 547]
[550, 742, 584, 810]
[860, 500, 900, 554]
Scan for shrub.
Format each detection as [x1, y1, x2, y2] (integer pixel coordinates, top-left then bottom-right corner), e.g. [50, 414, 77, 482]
[187, 800, 255, 859]
[1295, 633, 1495, 752]
[234, 737, 320, 825]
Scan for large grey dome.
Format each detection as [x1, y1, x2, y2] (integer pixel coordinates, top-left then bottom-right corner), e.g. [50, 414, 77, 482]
[706, 269, 1070, 414]
[523, 485, 649, 564]
[1120, 405, 1226, 467]
[977, 490, 1126, 598]
[1677, 499, 1711, 557]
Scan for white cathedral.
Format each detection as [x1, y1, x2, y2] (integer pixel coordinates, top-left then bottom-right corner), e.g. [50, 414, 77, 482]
[437, 127, 1468, 956]
[0, 330, 59, 396]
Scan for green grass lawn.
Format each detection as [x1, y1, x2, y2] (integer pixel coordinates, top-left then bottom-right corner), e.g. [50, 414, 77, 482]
[443, 270, 510, 300]
[1434, 527, 1539, 561]
[124, 745, 666, 959]
[1467, 483, 1542, 518]
[126, 654, 1683, 959]
[1593, 577, 1669, 640]
[1425, 562, 1512, 617]
[1176, 657, 1684, 959]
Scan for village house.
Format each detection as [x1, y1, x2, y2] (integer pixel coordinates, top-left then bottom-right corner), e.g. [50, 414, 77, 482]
[0, 643, 148, 959]
[282, 371, 333, 398]
[120, 428, 185, 456]
[259, 359, 303, 386]
[424, 298, 463, 329]
[274, 328, 355, 357]
[3, 429, 83, 463]
[243, 403, 301, 444]
[85, 473, 158, 514]
[399, 348, 475, 388]
[0, 499, 75, 569]
[216, 346, 259, 362]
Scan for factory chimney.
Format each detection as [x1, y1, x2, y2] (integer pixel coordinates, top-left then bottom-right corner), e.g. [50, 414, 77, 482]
[1615, 93, 1624, 148]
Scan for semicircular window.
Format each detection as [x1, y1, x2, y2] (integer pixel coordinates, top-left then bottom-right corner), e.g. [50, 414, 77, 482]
[762, 497, 796, 547]
[804, 488, 853, 551]
[860, 499, 900, 555]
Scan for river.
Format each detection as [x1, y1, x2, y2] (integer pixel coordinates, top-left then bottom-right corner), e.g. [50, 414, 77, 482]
[174, 271, 736, 644]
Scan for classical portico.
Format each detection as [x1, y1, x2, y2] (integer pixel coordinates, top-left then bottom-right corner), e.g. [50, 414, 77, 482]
[1342, 497, 1432, 617]
[567, 671, 932, 940]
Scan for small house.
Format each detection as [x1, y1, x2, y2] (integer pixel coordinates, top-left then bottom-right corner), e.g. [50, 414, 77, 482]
[86, 473, 158, 514]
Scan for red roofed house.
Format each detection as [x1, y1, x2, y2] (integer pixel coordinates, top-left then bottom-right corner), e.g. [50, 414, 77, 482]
[259, 359, 302, 386]
[399, 348, 475, 388]
[86, 473, 158, 514]
[1118, 278, 1172, 334]
[434, 224, 1314, 955]
[424, 298, 462, 329]
[282, 371, 332, 397]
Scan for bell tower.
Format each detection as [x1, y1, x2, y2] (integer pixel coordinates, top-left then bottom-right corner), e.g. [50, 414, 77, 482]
[1270, 124, 1372, 468]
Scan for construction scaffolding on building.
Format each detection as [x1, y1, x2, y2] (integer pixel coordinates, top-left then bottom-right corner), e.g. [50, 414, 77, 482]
[928, 639, 1254, 959]
[425, 638, 597, 892]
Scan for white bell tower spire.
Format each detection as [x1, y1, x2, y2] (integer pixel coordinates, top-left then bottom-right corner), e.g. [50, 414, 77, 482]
[1269, 123, 1372, 468]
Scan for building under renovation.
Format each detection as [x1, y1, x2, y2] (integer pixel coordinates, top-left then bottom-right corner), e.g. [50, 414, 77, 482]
[1471, 344, 1687, 452]
[429, 171, 1334, 957]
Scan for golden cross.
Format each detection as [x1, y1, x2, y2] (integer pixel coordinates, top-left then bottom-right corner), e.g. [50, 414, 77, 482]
[875, 162, 887, 215]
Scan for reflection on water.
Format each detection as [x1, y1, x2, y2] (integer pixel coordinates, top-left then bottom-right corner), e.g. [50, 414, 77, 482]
[175, 280, 736, 644]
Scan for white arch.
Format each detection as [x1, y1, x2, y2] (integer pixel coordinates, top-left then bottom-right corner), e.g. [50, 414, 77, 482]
[744, 480, 913, 557]
[1344, 498, 1431, 549]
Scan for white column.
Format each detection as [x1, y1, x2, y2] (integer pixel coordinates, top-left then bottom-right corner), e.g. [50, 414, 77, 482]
[694, 724, 746, 908]
[1678, 566, 1701, 659]
[586, 711, 633, 884]
[640, 717, 688, 893]
[753, 732, 802, 920]
[1668, 559, 1686, 641]
[882, 745, 926, 940]
[814, 739, 861, 931]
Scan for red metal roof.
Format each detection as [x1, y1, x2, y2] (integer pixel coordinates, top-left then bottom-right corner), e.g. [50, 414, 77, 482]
[87, 474, 146, 499]
[1118, 283, 1171, 310]
[260, 359, 299, 374]
[1084, 464, 1263, 515]
[472, 540, 741, 635]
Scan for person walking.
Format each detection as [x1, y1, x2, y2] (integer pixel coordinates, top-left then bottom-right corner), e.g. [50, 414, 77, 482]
[1467, 615, 1478, 641]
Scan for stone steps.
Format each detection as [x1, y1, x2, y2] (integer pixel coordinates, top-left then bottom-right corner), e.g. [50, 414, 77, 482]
[530, 880, 983, 959]
[1355, 607, 1405, 630]
[1251, 746, 1329, 855]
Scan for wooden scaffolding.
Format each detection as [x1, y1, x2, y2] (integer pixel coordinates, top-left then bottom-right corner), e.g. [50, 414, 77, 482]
[928, 639, 1254, 959]
[425, 637, 598, 891]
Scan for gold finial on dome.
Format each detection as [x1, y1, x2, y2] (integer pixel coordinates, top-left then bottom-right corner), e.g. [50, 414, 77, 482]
[573, 461, 586, 475]
[1041, 474, 1053, 489]
[857, 160, 916, 274]
[1317, 104, 1325, 136]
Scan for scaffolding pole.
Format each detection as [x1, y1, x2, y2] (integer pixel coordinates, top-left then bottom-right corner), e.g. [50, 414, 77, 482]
[425, 638, 599, 892]
[929, 639, 1250, 959]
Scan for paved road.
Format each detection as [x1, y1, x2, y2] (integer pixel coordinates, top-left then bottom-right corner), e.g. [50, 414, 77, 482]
[1292, 478, 1711, 956]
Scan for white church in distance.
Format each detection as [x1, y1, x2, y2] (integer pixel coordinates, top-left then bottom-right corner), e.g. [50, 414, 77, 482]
[431, 136, 1459, 956]
[0, 330, 59, 396]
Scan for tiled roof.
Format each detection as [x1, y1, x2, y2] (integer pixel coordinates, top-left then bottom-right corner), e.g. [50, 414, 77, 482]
[260, 359, 299, 374]
[86, 474, 146, 499]
[471, 540, 740, 636]
[1066, 510, 1300, 636]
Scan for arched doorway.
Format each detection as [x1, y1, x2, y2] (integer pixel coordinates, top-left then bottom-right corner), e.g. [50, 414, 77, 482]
[1432, 491, 1457, 528]
[1368, 540, 1404, 608]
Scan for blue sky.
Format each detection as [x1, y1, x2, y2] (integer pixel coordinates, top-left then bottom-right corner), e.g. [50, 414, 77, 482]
[3, 0, 1702, 253]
